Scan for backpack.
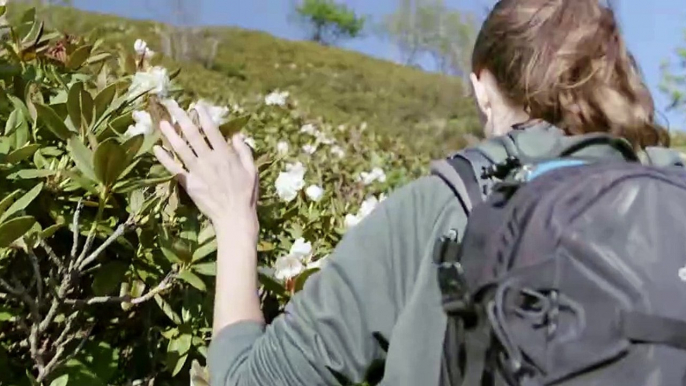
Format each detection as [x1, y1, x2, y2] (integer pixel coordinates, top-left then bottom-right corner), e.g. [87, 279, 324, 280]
[430, 122, 686, 386]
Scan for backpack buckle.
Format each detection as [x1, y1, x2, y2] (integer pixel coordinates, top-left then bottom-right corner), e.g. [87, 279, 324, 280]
[433, 232, 475, 318]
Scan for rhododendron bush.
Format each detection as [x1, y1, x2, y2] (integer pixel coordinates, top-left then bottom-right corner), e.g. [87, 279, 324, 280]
[0, 6, 427, 386]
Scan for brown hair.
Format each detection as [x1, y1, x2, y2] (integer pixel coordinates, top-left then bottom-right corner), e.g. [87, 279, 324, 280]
[472, 0, 670, 148]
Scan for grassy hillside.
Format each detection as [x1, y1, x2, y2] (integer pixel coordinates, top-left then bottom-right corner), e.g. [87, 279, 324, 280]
[13, 5, 482, 158]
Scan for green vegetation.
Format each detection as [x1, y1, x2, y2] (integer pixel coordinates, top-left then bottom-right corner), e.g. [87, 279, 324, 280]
[8, 4, 482, 160]
[0, 4, 426, 385]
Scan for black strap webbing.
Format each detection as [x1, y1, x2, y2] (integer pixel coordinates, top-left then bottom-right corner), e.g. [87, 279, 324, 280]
[461, 322, 491, 386]
[622, 311, 686, 350]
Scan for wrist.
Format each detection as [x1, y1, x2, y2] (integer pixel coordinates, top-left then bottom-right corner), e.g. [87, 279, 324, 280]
[212, 216, 259, 244]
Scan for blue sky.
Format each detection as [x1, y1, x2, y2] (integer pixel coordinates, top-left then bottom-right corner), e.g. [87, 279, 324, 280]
[73, 0, 686, 131]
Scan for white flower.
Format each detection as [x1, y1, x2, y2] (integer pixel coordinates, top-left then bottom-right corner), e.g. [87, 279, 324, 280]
[359, 195, 381, 218]
[358, 167, 387, 185]
[305, 184, 324, 202]
[307, 255, 329, 270]
[300, 123, 317, 135]
[128, 66, 170, 98]
[276, 141, 289, 155]
[290, 238, 312, 259]
[275, 162, 306, 202]
[360, 122, 368, 131]
[134, 39, 155, 59]
[337, 124, 346, 132]
[265, 90, 289, 106]
[345, 194, 384, 229]
[344, 213, 362, 228]
[124, 110, 153, 137]
[331, 145, 345, 159]
[190, 99, 230, 126]
[134, 39, 148, 55]
[314, 131, 335, 145]
[274, 254, 304, 281]
[232, 104, 245, 114]
[257, 265, 276, 278]
[302, 143, 317, 155]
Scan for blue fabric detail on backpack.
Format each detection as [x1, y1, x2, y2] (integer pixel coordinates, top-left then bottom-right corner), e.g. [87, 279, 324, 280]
[527, 159, 588, 181]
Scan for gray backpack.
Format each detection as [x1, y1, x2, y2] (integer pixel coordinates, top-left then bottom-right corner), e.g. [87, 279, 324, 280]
[431, 122, 686, 386]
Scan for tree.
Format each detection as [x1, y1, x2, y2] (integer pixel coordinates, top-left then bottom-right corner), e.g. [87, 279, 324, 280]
[144, 0, 220, 69]
[661, 42, 686, 119]
[294, 0, 365, 45]
[380, 0, 477, 80]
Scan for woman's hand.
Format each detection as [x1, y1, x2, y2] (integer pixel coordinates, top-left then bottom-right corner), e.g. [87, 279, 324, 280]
[153, 103, 259, 239]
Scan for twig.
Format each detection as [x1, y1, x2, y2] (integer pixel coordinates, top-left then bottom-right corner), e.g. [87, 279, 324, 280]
[77, 217, 134, 271]
[70, 199, 83, 262]
[74, 198, 105, 270]
[27, 247, 43, 302]
[65, 272, 176, 306]
[40, 240, 64, 275]
[38, 323, 95, 383]
[0, 277, 23, 296]
[39, 312, 78, 381]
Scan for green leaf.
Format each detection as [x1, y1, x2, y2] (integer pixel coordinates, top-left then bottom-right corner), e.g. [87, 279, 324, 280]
[0, 305, 14, 322]
[67, 136, 97, 181]
[93, 83, 117, 119]
[6, 143, 39, 163]
[41, 223, 63, 239]
[171, 354, 188, 377]
[294, 268, 320, 293]
[218, 114, 251, 137]
[0, 6, 6, 18]
[4, 109, 21, 136]
[122, 134, 144, 162]
[85, 52, 112, 66]
[67, 82, 83, 131]
[154, 294, 182, 325]
[169, 333, 192, 355]
[192, 240, 217, 263]
[80, 89, 94, 128]
[49, 374, 69, 386]
[92, 261, 129, 296]
[168, 67, 182, 80]
[66, 44, 93, 70]
[0, 216, 36, 248]
[112, 175, 173, 194]
[35, 103, 72, 140]
[0, 183, 42, 223]
[178, 270, 206, 292]
[5, 169, 55, 180]
[93, 138, 128, 187]
[0, 191, 19, 219]
[192, 262, 216, 277]
[258, 273, 288, 297]
[21, 7, 36, 23]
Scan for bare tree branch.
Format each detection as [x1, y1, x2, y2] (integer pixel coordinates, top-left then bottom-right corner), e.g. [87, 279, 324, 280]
[65, 272, 176, 306]
[70, 198, 83, 262]
[27, 247, 43, 302]
[78, 217, 135, 271]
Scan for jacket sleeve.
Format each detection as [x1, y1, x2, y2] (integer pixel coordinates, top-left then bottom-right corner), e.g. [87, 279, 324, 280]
[207, 176, 456, 386]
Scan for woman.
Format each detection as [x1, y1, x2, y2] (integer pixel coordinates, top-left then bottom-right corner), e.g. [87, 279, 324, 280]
[153, 0, 670, 385]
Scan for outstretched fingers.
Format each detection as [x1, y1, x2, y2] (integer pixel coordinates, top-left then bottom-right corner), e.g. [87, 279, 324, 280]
[232, 133, 256, 175]
[196, 105, 231, 154]
[158, 120, 197, 168]
[153, 145, 188, 185]
[167, 102, 212, 157]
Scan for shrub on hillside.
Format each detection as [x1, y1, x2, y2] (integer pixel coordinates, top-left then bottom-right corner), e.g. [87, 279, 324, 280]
[0, 6, 426, 385]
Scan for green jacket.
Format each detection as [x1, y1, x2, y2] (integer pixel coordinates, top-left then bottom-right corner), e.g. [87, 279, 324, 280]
[207, 124, 684, 386]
